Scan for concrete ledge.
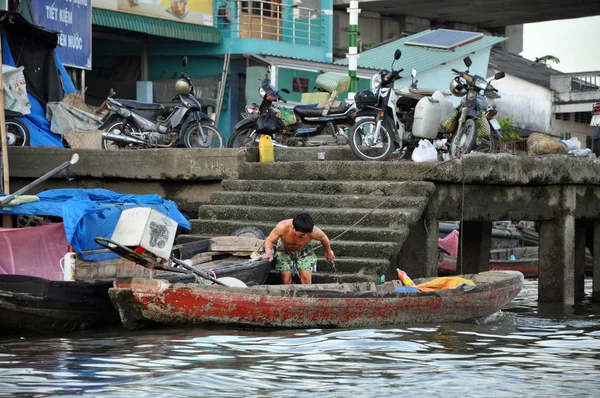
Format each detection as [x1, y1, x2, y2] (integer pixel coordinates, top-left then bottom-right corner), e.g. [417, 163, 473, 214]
[7, 147, 243, 181]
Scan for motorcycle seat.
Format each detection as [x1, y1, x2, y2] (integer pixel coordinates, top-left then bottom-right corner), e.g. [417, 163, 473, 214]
[117, 99, 165, 112]
[409, 88, 436, 96]
[294, 102, 352, 117]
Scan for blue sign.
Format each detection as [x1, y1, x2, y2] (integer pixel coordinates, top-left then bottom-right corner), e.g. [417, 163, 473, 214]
[32, 0, 92, 70]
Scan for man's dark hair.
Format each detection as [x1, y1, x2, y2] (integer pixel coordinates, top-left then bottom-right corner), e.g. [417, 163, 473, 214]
[292, 212, 314, 233]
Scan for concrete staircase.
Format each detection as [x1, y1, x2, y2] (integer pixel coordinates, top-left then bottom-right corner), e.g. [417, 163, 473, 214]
[179, 159, 437, 283]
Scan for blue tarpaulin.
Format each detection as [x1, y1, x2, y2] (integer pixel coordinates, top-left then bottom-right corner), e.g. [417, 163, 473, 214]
[0, 189, 191, 261]
[2, 28, 75, 147]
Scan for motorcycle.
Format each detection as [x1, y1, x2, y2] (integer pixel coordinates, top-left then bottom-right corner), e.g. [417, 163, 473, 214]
[591, 101, 600, 127]
[227, 75, 355, 148]
[349, 49, 453, 161]
[100, 57, 224, 150]
[5, 110, 30, 146]
[446, 56, 505, 158]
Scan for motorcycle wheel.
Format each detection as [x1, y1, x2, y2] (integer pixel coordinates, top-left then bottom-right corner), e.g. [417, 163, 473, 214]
[101, 118, 136, 150]
[450, 118, 477, 159]
[349, 119, 394, 161]
[5, 120, 30, 146]
[228, 128, 258, 148]
[183, 122, 224, 148]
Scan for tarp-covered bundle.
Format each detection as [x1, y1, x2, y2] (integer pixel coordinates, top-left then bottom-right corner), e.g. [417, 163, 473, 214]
[0, 11, 76, 147]
[0, 188, 191, 261]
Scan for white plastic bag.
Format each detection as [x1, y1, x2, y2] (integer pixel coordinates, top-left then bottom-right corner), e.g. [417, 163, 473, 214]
[3, 65, 30, 115]
[411, 139, 438, 162]
[560, 137, 581, 151]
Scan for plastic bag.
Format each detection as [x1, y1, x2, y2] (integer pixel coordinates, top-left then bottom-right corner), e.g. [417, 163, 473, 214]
[3, 65, 31, 115]
[411, 139, 438, 162]
[561, 137, 581, 151]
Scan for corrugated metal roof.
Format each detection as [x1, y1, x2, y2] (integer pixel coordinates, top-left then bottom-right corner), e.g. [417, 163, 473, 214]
[92, 8, 221, 44]
[335, 30, 506, 72]
[488, 48, 563, 89]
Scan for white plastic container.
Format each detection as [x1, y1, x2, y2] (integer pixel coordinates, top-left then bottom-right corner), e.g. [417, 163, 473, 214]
[432, 90, 454, 125]
[412, 96, 440, 139]
[59, 252, 77, 281]
[110, 207, 178, 260]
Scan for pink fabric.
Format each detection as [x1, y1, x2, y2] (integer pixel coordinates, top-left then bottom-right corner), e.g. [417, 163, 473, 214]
[0, 223, 68, 281]
[438, 229, 459, 257]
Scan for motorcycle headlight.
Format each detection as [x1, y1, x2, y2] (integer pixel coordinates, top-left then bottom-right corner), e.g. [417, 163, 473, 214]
[259, 87, 266, 97]
[372, 74, 382, 89]
[475, 78, 488, 91]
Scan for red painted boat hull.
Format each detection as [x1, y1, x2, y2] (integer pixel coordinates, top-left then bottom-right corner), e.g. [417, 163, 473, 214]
[109, 271, 524, 330]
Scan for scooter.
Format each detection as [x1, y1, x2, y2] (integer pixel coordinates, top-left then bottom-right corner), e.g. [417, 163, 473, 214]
[446, 56, 505, 158]
[228, 76, 355, 148]
[5, 110, 30, 146]
[100, 57, 224, 150]
[349, 50, 453, 161]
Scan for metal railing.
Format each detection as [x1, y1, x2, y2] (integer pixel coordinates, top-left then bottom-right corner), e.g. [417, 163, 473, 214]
[551, 71, 600, 93]
[217, 0, 324, 46]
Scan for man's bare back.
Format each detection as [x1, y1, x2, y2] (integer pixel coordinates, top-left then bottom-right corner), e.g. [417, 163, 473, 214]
[263, 214, 335, 284]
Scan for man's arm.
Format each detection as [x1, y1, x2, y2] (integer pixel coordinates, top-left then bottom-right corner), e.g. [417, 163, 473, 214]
[313, 227, 335, 261]
[263, 222, 284, 261]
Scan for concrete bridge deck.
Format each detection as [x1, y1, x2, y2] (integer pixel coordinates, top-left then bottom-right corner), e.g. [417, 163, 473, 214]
[6, 146, 600, 304]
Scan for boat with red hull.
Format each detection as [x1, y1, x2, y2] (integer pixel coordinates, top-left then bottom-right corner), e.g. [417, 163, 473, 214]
[109, 271, 524, 330]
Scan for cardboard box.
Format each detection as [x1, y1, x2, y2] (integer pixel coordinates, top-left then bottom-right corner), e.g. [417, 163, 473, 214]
[110, 207, 178, 260]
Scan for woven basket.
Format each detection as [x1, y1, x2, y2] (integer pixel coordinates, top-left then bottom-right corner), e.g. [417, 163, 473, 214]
[301, 92, 331, 104]
[477, 115, 490, 138]
[315, 72, 350, 94]
[440, 109, 459, 132]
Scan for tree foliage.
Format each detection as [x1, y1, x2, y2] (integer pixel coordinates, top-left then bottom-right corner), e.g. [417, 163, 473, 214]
[534, 55, 560, 66]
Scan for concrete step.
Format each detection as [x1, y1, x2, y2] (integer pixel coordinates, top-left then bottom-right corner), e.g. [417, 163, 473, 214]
[240, 160, 451, 182]
[197, 205, 422, 228]
[188, 220, 410, 242]
[176, 232, 398, 260]
[316, 256, 390, 275]
[221, 179, 436, 197]
[211, 191, 429, 210]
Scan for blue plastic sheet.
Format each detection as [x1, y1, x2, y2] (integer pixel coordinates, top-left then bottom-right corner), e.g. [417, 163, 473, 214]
[2, 28, 74, 147]
[0, 188, 191, 261]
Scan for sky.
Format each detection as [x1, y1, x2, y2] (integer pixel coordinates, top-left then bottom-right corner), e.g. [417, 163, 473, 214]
[520, 15, 600, 73]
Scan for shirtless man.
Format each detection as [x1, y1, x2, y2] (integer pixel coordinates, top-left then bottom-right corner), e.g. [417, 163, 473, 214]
[263, 212, 335, 284]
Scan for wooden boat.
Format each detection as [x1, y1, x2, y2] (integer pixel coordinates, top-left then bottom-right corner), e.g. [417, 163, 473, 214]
[438, 246, 593, 278]
[0, 237, 271, 334]
[109, 270, 524, 330]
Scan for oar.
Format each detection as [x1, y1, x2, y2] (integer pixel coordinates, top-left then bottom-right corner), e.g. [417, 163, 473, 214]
[170, 257, 231, 287]
[0, 153, 79, 209]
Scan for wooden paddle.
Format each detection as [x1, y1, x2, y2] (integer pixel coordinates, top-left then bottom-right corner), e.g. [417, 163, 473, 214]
[0, 153, 80, 209]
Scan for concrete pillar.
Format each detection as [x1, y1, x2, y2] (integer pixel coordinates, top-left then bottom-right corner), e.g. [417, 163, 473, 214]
[346, 0, 360, 100]
[574, 220, 586, 302]
[396, 210, 439, 279]
[594, 220, 600, 302]
[321, 0, 334, 62]
[456, 221, 492, 275]
[539, 216, 575, 304]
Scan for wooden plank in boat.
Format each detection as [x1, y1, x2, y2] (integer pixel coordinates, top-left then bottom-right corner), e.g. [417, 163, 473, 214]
[208, 237, 264, 255]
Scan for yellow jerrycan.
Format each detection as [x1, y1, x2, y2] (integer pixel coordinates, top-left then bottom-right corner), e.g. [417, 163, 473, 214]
[258, 134, 274, 162]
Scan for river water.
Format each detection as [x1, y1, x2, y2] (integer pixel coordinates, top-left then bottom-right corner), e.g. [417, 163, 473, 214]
[1, 279, 600, 397]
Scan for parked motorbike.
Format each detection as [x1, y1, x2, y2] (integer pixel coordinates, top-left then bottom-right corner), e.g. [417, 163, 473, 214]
[5, 110, 30, 146]
[227, 75, 355, 148]
[100, 57, 224, 150]
[591, 101, 600, 127]
[446, 56, 505, 158]
[349, 49, 453, 161]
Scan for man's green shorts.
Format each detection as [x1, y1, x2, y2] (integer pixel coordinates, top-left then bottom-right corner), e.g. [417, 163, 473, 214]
[274, 241, 317, 273]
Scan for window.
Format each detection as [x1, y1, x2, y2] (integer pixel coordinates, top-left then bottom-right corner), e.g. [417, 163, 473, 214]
[564, 132, 571, 139]
[554, 113, 570, 121]
[575, 112, 592, 124]
[292, 77, 309, 93]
